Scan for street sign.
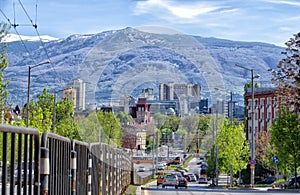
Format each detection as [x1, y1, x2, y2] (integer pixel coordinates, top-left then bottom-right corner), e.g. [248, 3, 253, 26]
[272, 156, 279, 164]
[250, 160, 256, 165]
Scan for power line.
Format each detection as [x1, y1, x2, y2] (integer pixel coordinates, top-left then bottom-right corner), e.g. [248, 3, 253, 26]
[16, 0, 63, 87]
[1, 1, 66, 94]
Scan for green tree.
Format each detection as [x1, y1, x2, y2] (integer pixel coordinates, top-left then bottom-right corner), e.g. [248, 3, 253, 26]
[76, 112, 100, 143]
[270, 107, 300, 181]
[162, 115, 180, 132]
[24, 88, 81, 139]
[116, 111, 132, 125]
[55, 97, 81, 140]
[96, 111, 122, 147]
[217, 121, 249, 179]
[0, 22, 10, 121]
[153, 113, 166, 130]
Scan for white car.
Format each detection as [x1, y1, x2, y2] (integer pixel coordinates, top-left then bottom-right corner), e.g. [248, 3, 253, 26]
[137, 165, 146, 172]
[162, 174, 179, 189]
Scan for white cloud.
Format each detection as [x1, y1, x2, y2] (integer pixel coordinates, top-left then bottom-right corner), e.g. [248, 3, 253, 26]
[134, 0, 224, 20]
[262, 0, 300, 6]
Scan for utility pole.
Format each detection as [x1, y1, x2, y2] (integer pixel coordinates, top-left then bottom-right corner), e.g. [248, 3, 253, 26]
[236, 64, 260, 188]
[26, 61, 50, 127]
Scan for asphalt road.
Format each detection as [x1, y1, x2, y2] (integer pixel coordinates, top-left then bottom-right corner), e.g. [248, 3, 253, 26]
[141, 182, 300, 195]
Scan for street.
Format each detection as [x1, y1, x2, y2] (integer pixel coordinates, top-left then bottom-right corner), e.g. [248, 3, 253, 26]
[139, 156, 300, 195]
[141, 182, 300, 195]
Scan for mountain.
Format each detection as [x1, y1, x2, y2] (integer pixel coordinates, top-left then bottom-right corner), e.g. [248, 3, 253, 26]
[4, 27, 283, 108]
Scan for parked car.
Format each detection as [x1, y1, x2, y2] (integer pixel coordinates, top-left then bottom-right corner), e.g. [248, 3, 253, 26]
[184, 174, 192, 182]
[188, 174, 197, 182]
[288, 176, 300, 187]
[178, 176, 188, 188]
[14, 161, 35, 186]
[162, 174, 179, 189]
[137, 165, 146, 172]
[198, 177, 208, 184]
[156, 173, 165, 187]
[255, 177, 275, 184]
[157, 165, 164, 170]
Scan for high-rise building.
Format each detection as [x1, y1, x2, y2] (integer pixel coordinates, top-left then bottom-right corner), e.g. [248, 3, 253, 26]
[61, 88, 76, 109]
[159, 82, 200, 101]
[67, 79, 86, 110]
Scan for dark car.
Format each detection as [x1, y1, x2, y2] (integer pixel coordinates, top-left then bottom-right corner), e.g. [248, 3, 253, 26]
[178, 176, 188, 188]
[255, 177, 275, 184]
[184, 174, 191, 182]
[288, 176, 300, 187]
[198, 177, 208, 184]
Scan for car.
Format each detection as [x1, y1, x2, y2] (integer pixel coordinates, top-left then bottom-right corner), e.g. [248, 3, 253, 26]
[167, 160, 180, 165]
[14, 161, 35, 186]
[137, 165, 146, 172]
[178, 176, 188, 188]
[255, 177, 275, 184]
[162, 174, 179, 189]
[157, 165, 165, 170]
[188, 174, 197, 182]
[156, 174, 165, 187]
[198, 177, 208, 184]
[287, 176, 300, 187]
[184, 174, 191, 182]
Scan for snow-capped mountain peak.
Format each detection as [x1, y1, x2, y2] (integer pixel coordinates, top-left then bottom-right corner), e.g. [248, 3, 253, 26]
[3, 33, 59, 43]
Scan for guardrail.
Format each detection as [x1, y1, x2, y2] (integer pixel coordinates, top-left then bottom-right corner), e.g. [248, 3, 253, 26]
[0, 124, 40, 195]
[0, 124, 147, 195]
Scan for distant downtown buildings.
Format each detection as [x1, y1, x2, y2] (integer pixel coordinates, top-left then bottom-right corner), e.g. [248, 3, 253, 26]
[61, 78, 86, 111]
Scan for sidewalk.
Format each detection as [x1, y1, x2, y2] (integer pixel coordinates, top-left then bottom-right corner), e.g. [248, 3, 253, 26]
[137, 180, 157, 195]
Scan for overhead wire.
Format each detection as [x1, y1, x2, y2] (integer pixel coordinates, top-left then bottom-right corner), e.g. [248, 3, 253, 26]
[17, 0, 64, 88]
[1, 0, 67, 103]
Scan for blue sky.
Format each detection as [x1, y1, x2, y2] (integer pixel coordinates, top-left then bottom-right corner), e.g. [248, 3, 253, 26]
[1, 0, 300, 46]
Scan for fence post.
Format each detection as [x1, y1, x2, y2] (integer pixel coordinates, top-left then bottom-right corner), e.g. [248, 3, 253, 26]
[71, 149, 77, 195]
[87, 152, 92, 195]
[40, 147, 50, 195]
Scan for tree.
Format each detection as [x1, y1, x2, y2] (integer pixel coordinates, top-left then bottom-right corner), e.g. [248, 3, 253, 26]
[55, 97, 81, 140]
[76, 112, 100, 143]
[162, 115, 180, 132]
[0, 22, 10, 121]
[217, 121, 249, 181]
[255, 130, 274, 172]
[269, 32, 300, 181]
[23, 88, 81, 139]
[180, 115, 199, 151]
[96, 111, 122, 147]
[116, 111, 132, 125]
[270, 107, 300, 182]
[270, 32, 300, 110]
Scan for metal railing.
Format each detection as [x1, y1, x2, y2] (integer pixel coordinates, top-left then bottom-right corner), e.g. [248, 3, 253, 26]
[0, 124, 147, 195]
[0, 124, 40, 195]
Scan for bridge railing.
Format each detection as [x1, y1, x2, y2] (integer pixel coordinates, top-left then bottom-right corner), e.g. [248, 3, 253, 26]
[0, 124, 147, 195]
[0, 124, 40, 195]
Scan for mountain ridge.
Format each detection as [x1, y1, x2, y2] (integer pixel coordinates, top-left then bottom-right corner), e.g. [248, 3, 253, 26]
[4, 27, 283, 108]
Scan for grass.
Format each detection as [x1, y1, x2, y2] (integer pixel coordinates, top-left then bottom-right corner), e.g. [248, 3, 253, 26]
[123, 184, 139, 195]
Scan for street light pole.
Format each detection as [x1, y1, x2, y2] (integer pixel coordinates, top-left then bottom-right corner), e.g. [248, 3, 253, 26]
[26, 61, 50, 127]
[236, 64, 260, 187]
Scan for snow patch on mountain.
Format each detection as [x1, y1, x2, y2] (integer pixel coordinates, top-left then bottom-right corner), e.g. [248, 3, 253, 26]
[3, 33, 60, 43]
